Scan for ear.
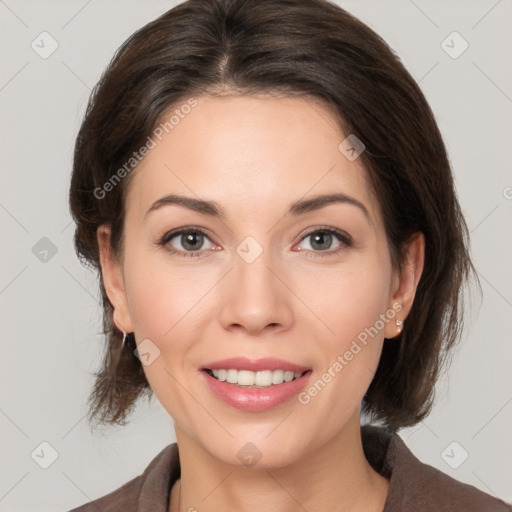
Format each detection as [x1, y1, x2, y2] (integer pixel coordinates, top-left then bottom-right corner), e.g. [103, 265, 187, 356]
[97, 224, 134, 333]
[384, 232, 425, 339]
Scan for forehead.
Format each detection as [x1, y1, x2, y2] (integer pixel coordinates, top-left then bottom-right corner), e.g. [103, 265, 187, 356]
[125, 94, 380, 227]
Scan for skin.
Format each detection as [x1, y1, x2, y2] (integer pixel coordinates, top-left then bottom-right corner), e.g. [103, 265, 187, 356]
[97, 94, 424, 512]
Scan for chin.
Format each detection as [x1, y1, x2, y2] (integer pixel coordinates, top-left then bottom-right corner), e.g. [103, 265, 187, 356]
[194, 429, 313, 470]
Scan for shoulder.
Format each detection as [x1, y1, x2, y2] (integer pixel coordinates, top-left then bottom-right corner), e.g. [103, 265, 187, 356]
[68, 475, 142, 512]
[68, 443, 179, 512]
[362, 425, 511, 512]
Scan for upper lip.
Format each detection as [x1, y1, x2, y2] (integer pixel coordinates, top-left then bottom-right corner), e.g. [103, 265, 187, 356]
[201, 357, 310, 373]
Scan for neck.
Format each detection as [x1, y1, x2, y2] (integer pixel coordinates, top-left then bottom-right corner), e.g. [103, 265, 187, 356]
[169, 415, 389, 512]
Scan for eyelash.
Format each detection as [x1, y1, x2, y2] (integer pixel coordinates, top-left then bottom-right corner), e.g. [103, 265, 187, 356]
[157, 225, 352, 259]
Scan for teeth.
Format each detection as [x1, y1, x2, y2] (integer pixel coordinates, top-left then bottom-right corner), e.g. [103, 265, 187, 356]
[210, 369, 304, 387]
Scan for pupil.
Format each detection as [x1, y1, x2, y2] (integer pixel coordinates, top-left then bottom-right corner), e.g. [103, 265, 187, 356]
[311, 232, 331, 251]
[183, 232, 202, 251]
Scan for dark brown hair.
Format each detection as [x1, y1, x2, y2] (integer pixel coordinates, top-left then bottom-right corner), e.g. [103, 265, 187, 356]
[69, 0, 478, 431]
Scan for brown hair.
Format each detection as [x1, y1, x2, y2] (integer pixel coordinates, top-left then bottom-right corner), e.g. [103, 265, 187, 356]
[69, 0, 478, 431]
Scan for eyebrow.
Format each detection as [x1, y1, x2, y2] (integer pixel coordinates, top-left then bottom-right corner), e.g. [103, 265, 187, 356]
[144, 192, 371, 222]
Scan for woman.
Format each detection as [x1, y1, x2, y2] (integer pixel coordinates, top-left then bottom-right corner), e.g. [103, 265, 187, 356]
[68, 0, 510, 510]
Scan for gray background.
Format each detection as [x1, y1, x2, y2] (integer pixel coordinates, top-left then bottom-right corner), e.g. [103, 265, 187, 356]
[0, 0, 511, 510]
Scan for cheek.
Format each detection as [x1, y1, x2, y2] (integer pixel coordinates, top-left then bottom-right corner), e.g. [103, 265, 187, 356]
[122, 242, 208, 338]
[123, 263, 175, 341]
[120, 244, 220, 393]
[120, 246, 202, 415]
[295, 254, 392, 400]
[298, 254, 392, 344]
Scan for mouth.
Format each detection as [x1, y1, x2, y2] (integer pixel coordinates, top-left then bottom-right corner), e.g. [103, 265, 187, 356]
[201, 364, 313, 411]
[200, 356, 312, 388]
[203, 368, 312, 388]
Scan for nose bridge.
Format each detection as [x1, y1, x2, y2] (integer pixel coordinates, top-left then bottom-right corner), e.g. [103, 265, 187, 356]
[236, 240, 275, 291]
[218, 234, 293, 333]
[233, 236, 280, 305]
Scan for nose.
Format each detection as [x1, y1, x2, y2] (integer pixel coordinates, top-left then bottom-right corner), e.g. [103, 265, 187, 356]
[218, 247, 294, 336]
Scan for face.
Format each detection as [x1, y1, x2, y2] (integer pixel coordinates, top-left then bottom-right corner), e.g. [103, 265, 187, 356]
[99, 94, 423, 468]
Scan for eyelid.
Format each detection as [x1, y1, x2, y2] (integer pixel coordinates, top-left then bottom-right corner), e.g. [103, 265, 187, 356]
[159, 225, 219, 244]
[298, 225, 352, 244]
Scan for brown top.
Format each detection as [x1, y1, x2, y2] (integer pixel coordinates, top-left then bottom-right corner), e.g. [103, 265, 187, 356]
[69, 425, 511, 512]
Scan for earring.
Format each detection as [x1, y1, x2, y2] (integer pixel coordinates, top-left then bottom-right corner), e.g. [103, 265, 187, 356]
[121, 331, 127, 348]
[396, 319, 403, 334]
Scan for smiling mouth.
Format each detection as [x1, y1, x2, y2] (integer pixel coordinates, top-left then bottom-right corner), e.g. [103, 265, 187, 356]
[203, 368, 311, 388]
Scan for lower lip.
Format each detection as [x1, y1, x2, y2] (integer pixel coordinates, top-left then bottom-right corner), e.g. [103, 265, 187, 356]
[201, 370, 312, 412]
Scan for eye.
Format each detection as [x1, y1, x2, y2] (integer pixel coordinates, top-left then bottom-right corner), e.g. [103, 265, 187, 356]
[158, 226, 352, 259]
[159, 227, 216, 258]
[295, 227, 352, 257]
